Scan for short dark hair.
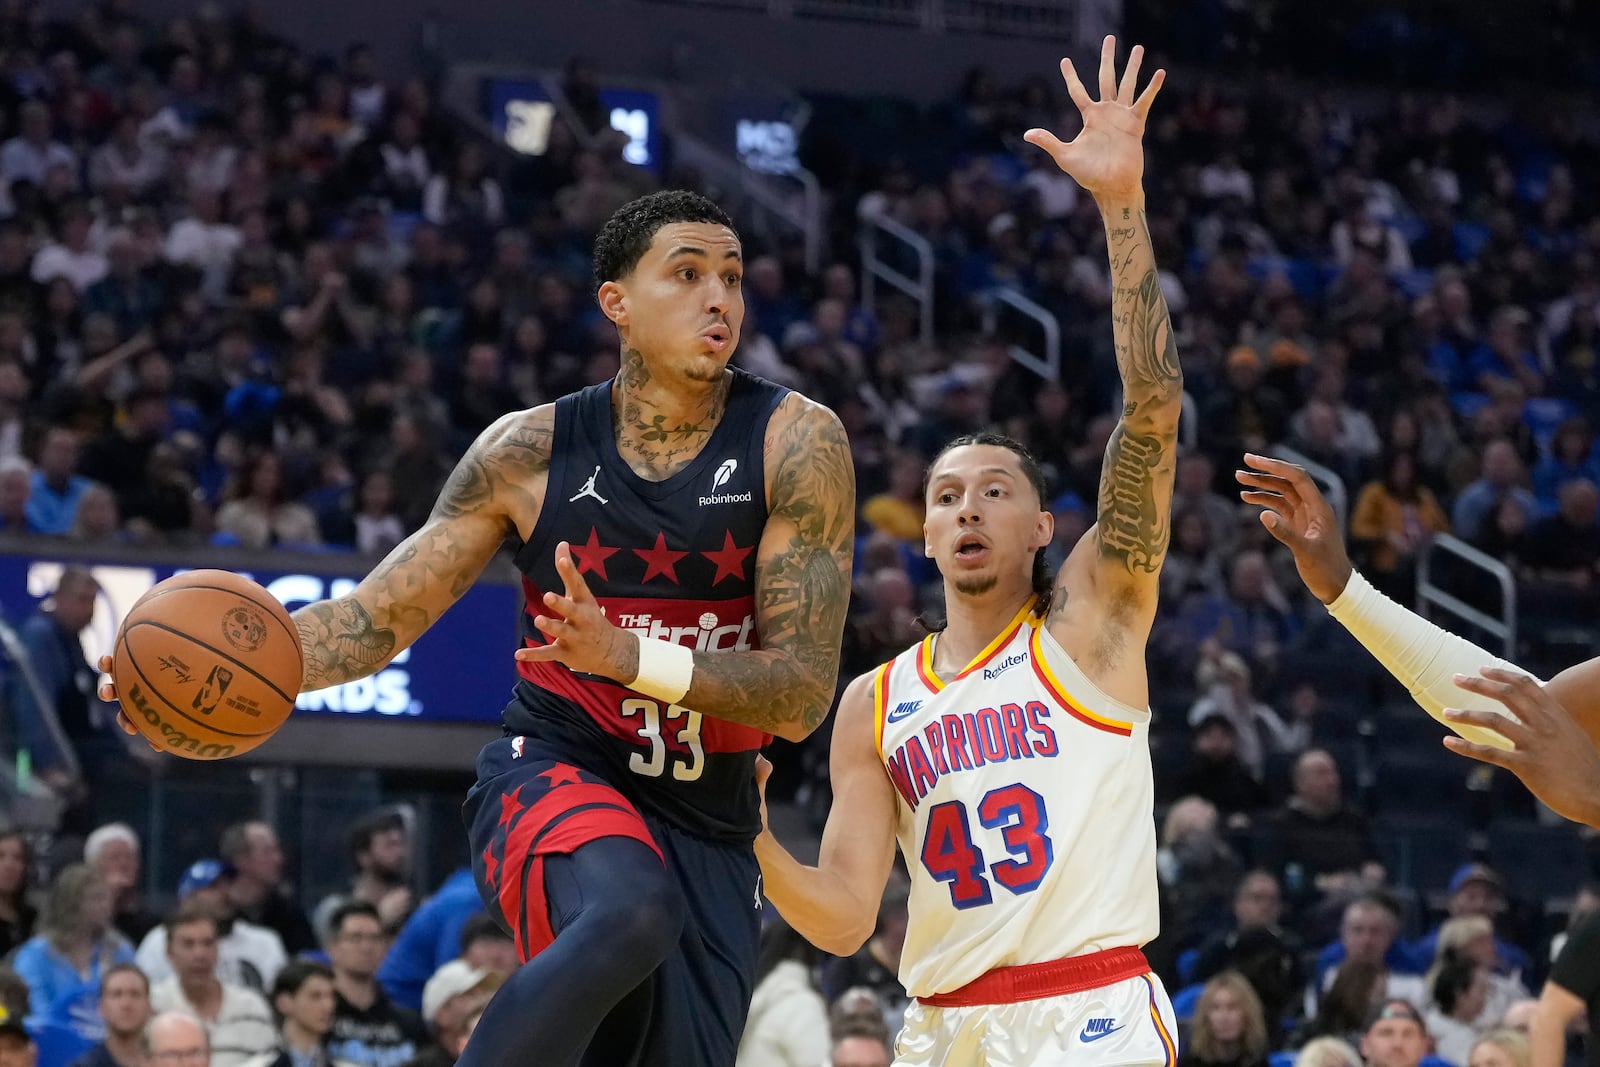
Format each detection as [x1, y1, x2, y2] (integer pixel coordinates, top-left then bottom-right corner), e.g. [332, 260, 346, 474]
[328, 899, 382, 940]
[164, 901, 219, 941]
[101, 962, 149, 996]
[271, 959, 333, 1002]
[920, 432, 1055, 630]
[459, 912, 511, 955]
[591, 190, 736, 292]
[345, 810, 404, 867]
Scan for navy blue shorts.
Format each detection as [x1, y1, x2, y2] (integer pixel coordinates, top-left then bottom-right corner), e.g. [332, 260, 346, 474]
[463, 733, 763, 1067]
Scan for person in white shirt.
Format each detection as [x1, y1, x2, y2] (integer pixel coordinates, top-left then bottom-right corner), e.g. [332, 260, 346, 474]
[164, 189, 242, 301]
[148, 907, 276, 1067]
[138, 861, 286, 996]
[0, 101, 78, 189]
[31, 203, 109, 292]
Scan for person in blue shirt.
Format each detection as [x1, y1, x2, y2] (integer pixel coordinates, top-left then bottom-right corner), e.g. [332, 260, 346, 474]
[1408, 864, 1533, 981]
[10, 864, 135, 1043]
[375, 870, 480, 1013]
[24, 428, 92, 536]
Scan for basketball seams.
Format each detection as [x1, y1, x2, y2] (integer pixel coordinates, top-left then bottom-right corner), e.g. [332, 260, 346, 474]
[137, 579, 303, 670]
[118, 625, 280, 739]
[124, 618, 298, 708]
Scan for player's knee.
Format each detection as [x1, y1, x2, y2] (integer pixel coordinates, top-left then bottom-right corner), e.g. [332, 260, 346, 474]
[584, 858, 684, 964]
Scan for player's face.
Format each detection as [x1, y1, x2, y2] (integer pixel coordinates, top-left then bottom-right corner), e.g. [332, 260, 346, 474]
[923, 445, 1051, 599]
[599, 222, 743, 384]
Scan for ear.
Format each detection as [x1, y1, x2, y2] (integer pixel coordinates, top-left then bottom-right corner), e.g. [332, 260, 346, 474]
[597, 280, 628, 329]
[1034, 510, 1054, 551]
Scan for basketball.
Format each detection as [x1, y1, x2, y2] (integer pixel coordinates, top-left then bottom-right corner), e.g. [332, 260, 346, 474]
[112, 570, 303, 760]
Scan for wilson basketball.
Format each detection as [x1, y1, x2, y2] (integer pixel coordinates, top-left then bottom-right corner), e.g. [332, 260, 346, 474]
[112, 570, 303, 760]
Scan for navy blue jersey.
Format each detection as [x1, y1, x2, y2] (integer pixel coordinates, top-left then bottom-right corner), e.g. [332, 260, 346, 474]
[503, 368, 790, 841]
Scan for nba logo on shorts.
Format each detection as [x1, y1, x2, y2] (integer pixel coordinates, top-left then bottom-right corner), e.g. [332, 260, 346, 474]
[511, 736, 526, 759]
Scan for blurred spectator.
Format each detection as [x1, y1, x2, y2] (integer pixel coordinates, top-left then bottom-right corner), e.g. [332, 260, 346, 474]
[1361, 999, 1431, 1067]
[1425, 949, 1491, 1065]
[12, 864, 134, 1042]
[1309, 897, 1427, 1020]
[69, 962, 149, 1067]
[0, 1007, 35, 1067]
[149, 907, 276, 1067]
[1158, 796, 1242, 950]
[1294, 1036, 1363, 1067]
[1191, 872, 1305, 1035]
[2, 101, 78, 189]
[1518, 479, 1600, 599]
[25, 429, 92, 535]
[143, 1011, 213, 1067]
[239, 961, 352, 1067]
[220, 822, 316, 956]
[454, 918, 513, 981]
[31, 203, 107, 292]
[736, 918, 830, 1067]
[1188, 649, 1305, 778]
[1410, 869, 1531, 983]
[0, 832, 36, 959]
[325, 902, 426, 1067]
[376, 869, 480, 1014]
[1258, 750, 1383, 916]
[214, 449, 321, 550]
[1532, 420, 1600, 512]
[313, 812, 412, 943]
[404, 961, 499, 1067]
[1168, 714, 1271, 822]
[1179, 972, 1270, 1067]
[1466, 1031, 1528, 1067]
[138, 862, 287, 997]
[1452, 440, 1538, 544]
[1350, 451, 1451, 600]
[0, 972, 27, 1033]
[1163, 507, 1228, 605]
[859, 450, 925, 543]
[829, 1025, 892, 1067]
[83, 824, 157, 946]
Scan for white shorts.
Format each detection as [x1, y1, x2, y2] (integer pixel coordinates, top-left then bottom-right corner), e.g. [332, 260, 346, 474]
[894, 972, 1179, 1067]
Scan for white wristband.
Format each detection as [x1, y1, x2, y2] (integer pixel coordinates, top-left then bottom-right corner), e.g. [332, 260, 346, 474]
[629, 638, 694, 705]
[1326, 568, 1528, 750]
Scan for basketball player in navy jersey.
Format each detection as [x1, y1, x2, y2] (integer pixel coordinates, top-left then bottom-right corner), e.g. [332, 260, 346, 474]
[100, 191, 856, 1066]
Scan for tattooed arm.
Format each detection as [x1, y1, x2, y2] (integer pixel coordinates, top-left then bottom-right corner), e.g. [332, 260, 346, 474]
[681, 395, 856, 740]
[1024, 40, 1177, 643]
[293, 407, 554, 690]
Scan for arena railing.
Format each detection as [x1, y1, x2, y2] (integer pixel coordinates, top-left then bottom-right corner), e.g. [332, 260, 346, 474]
[980, 287, 1061, 382]
[1416, 533, 1517, 659]
[859, 214, 935, 347]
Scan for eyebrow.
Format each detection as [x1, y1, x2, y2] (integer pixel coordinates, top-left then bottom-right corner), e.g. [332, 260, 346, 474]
[666, 246, 742, 262]
[930, 466, 1017, 485]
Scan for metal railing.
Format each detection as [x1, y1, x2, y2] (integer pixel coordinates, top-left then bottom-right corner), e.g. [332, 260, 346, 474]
[670, 128, 826, 275]
[639, 0, 1085, 39]
[1417, 533, 1517, 658]
[981, 287, 1061, 381]
[859, 214, 935, 347]
[1271, 445, 1349, 530]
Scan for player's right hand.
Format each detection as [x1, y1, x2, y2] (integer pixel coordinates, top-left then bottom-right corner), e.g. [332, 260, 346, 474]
[97, 654, 162, 753]
[1236, 453, 1353, 605]
[754, 754, 773, 834]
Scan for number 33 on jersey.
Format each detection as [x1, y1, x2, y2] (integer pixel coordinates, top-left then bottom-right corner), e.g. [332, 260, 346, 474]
[875, 601, 1160, 997]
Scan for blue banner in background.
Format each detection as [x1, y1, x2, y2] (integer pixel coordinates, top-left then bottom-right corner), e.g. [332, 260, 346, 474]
[0, 553, 521, 724]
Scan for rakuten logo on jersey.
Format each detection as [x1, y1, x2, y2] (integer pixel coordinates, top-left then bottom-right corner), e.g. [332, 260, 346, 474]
[266, 575, 421, 717]
[612, 609, 756, 652]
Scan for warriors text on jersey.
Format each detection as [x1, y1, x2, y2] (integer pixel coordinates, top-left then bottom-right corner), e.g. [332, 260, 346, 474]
[504, 368, 790, 841]
[874, 600, 1160, 998]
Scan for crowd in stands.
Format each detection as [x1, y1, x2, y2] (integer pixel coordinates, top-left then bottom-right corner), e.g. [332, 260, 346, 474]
[0, 0, 1596, 1065]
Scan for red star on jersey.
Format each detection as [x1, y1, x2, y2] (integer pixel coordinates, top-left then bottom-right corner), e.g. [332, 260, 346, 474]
[497, 787, 526, 828]
[539, 764, 585, 788]
[570, 527, 620, 580]
[702, 531, 755, 585]
[634, 532, 690, 584]
[481, 846, 500, 889]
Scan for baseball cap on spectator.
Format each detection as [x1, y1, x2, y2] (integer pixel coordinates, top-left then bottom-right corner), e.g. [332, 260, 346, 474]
[1363, 998, 1424, 1033]
[178, 859, 234, 898]
[421, 960, 500, 1024]
[1447, 863, 1505, 898]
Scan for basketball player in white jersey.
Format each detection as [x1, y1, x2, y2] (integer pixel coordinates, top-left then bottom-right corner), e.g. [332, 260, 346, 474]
[755, 38, 1181, 1066]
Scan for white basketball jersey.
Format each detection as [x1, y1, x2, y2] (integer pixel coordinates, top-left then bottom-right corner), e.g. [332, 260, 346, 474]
[875, 600, 1160, 999]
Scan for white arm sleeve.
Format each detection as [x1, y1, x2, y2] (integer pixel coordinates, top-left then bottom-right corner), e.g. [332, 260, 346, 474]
[1326, 570, 1538, 750]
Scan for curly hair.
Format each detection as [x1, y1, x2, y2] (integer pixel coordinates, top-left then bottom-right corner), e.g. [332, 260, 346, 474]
[591, 190, 737, 292]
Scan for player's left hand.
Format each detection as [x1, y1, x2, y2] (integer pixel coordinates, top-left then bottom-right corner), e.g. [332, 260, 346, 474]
[755, 754, 773, 834]
[514, 541, 636, 681]
[1444, 667, 1600, 828]
[1022, 35, 1165, 202]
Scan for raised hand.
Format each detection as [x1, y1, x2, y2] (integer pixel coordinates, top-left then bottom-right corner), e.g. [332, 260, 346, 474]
[1444, 667, 1600, 827]
[513, 541, 637, 681]
[96, 654, 160, 753]
[1236, 452, 1354, 605]
[1022, 35, 1165, 202]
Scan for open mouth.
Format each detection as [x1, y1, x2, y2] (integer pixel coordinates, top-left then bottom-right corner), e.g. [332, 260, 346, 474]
[701, 327, 730, 350]
[953, 533, 989, 561]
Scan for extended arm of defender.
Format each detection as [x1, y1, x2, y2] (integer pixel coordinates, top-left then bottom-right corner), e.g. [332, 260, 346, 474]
[754, 672, 900, 956]
[294, 409, 553, 690]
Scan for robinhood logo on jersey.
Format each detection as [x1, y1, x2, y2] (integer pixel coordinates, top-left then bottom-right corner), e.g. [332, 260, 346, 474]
[613, 609, 757, 652]
[699, 458, 752, 506]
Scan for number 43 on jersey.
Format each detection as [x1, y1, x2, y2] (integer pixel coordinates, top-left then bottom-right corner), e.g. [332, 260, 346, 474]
[921, 783, 1054, 909]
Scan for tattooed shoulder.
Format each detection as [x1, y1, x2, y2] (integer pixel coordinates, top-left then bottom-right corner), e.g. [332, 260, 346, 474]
[433, 405, 555, 533]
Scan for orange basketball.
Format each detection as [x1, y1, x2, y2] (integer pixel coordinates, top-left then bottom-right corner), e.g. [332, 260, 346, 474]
[112, 570, 303, 760]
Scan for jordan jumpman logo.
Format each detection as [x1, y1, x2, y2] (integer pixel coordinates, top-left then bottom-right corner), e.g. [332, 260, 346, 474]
[569, 465, 609, 505]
